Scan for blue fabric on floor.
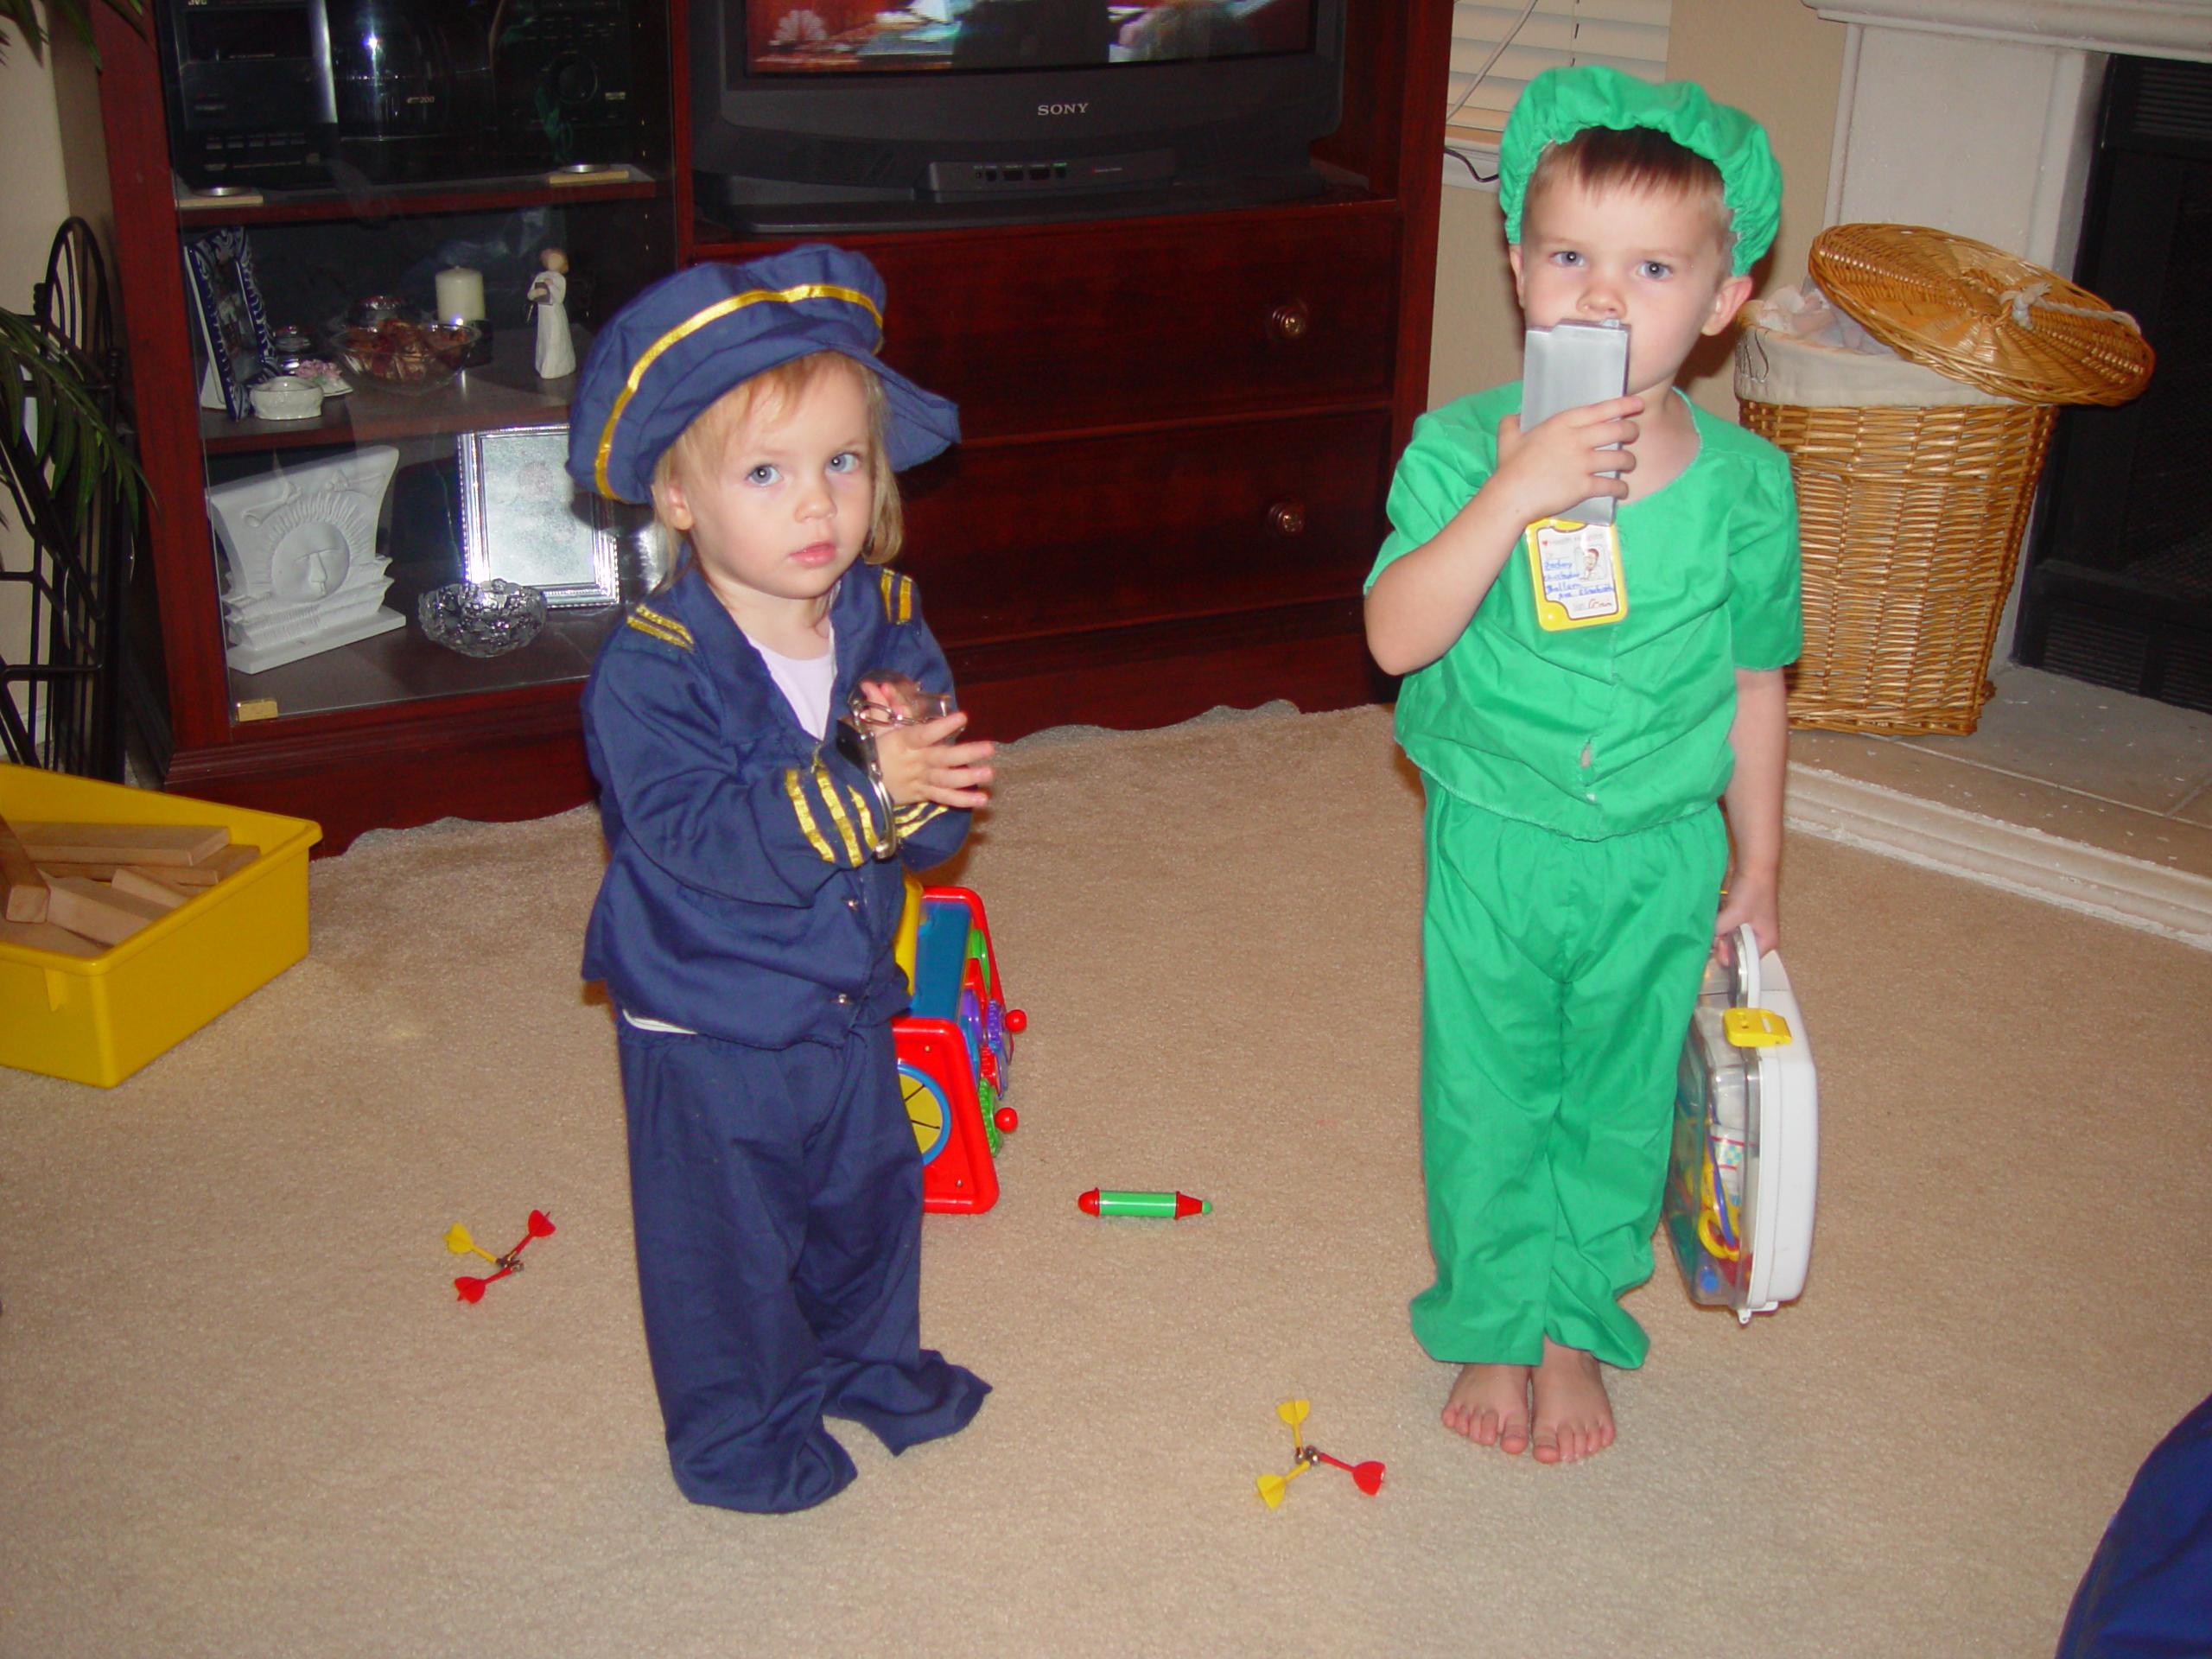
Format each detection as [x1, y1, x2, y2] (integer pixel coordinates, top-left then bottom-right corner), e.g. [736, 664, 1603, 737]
[2056, 1391, 2212, 1658]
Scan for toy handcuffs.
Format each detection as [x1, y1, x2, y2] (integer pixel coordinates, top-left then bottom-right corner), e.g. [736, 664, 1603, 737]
[833, 673, 953, 859]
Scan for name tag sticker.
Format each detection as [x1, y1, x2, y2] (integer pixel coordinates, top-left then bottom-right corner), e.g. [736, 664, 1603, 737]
[1525, 518, 1627, 631]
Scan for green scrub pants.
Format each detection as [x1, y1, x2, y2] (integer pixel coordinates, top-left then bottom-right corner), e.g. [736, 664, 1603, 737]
[1411, 787, 1727, 1371]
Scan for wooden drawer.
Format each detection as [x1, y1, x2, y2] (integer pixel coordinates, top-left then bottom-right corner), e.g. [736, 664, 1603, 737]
[899, 406, 1395, 647]
[862, 211, 1402, 438]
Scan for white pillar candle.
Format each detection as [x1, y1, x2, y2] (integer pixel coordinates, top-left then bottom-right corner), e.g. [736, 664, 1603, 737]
[435, 266, 486, 322]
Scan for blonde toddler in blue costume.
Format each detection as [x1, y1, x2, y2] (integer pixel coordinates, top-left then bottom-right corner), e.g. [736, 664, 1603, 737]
[566, 245, 995, 1512]
[1365, 67, 1802, 1464]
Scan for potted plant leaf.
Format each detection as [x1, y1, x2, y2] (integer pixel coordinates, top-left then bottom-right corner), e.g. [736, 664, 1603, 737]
[1, 0, 148, 532]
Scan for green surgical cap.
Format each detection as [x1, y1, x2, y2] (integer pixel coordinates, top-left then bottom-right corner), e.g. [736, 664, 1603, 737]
[1499, 65, 1781, 276]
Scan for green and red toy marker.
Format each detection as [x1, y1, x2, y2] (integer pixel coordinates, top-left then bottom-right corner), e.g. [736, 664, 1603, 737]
[1077, 1188, 1210, 1218]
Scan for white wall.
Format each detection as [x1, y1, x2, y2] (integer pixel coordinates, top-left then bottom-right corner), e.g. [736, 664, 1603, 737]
[3, 22, 75, 733]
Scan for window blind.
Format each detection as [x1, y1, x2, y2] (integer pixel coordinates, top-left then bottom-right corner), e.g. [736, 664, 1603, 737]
[1442, 0, 1672, 190]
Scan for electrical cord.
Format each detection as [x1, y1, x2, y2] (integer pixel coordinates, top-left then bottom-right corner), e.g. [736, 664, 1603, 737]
[1443, 145, 1498, 187]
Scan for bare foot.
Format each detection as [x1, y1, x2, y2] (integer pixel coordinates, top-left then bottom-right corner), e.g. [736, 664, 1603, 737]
[1441, 1363, 1532, 1454]
[1529, 1338, 1615, 1465]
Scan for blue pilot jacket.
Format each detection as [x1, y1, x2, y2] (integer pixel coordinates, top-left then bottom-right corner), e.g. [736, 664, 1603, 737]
[582, 562, 969, 1048]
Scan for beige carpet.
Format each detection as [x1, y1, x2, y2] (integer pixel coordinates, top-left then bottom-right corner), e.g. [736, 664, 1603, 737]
[3, 702, 2208, 1659]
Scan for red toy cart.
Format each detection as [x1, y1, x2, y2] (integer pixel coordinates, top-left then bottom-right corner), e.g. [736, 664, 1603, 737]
[892, 884, 1025, 1215]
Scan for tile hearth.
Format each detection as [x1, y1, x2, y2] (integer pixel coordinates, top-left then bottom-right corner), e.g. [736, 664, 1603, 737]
[1784, 663, 2212, 948]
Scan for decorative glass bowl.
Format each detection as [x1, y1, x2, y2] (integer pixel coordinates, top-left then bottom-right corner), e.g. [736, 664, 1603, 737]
[330, 307, 480, 395]
[418, 580, 548, 658]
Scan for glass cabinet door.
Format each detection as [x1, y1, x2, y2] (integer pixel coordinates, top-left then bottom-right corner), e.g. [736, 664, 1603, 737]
[180, 192, 673, 726]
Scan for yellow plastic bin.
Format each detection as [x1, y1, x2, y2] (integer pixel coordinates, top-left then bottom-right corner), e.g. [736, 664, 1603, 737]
[0, 764, 321, 1087]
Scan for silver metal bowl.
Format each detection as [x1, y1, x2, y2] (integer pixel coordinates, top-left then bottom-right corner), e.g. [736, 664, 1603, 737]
[418, 580, 548, 658]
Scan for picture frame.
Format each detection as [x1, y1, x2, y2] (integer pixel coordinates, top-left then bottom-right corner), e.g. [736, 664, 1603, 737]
[457, 423, 622, 608]
[183, 227, 276, 422]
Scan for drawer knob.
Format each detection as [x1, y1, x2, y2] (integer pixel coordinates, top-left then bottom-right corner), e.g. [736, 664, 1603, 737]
[1268, 301, 1311, 343]
[1268, 500, 1307, 537]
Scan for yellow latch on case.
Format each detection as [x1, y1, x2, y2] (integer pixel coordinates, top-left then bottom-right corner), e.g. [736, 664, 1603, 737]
[1724, 1007, 1793, 1047]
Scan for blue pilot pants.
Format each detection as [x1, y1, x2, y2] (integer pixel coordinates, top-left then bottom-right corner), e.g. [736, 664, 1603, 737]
[1411, 789, 1727, 1371]
[618, 1016, 989, 1513]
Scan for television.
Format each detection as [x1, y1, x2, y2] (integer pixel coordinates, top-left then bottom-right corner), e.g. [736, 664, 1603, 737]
[691, 0, 1346, 232]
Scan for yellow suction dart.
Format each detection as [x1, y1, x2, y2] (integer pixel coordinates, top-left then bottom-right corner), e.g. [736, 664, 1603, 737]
[1255, 1398, 1387, 1505]
[1255, 1400, 1317, 1508]
[442, 1223, 499, 1265]
[1256, 1448, 1319, 1509]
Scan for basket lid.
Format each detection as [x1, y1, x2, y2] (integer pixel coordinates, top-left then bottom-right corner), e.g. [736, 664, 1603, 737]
[1808, 224, 2154, 407]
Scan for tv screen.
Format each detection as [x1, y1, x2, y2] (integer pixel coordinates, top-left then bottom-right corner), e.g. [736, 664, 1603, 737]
[695, 0, 1344, 232]
[746, 0, 1315, 75]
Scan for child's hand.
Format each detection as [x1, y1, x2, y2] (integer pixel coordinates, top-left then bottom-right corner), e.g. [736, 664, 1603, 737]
[1489, 396, 1643, 526]
[874, 711, 995, 810]
[1713, 866, 1780, 966]
[856, 675, 943, 726]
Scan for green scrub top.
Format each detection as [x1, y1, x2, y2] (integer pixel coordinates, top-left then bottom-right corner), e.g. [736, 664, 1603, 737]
[1369, 383, 1802, 841]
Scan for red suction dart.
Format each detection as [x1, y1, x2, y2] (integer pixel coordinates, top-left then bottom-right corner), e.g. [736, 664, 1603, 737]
[1310, 1447, 1387, 1495]
[495, 1210, 556, 1268]
[446, 1210, 556, 1302]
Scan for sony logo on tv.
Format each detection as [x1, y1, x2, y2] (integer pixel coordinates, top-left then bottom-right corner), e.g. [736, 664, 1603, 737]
[1036, 102, 1090, 116]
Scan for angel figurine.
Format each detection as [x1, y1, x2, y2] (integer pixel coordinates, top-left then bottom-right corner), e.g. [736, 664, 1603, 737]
[529, 248, 576, 380]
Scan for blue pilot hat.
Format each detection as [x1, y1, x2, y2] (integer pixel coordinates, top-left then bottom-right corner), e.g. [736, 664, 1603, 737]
[567, 245, 960, 504]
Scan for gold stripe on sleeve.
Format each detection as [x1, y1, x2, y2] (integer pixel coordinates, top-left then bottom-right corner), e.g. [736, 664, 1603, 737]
[625, 608, 696, 651]
[812, 762, 865, 866]
[845, 784, 899, 857]
[893, 801, 947, 834]
[875, 569, 914, 626]
[784, 767, 837, 863]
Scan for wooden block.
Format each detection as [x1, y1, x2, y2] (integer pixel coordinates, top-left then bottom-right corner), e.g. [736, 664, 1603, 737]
[196, 844, 261, 880]
[32, 860, 124, 882]
[12, 821, 230, 868]
[0, 918, 105, 958]
[108, 866, 194, 911]
[38, 849, 256, 887]
[0, 813, 49, 923]
[44, 876, 173, 946]
[118, 863, 211, 897]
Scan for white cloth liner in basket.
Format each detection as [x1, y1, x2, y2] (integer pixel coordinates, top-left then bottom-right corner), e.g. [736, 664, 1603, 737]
[1733, 283, 2018, 409]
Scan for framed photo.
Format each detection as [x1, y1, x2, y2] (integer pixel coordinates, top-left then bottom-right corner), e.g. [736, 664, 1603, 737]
[183, 227, 275, 422]
[457, 423, 621, 608]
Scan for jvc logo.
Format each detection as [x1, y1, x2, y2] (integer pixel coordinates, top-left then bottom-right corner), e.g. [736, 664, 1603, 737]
[1036, 102, 1089, 116]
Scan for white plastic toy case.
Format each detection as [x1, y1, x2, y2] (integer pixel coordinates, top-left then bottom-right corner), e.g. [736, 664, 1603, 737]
[1663, 925, 1819, 1323]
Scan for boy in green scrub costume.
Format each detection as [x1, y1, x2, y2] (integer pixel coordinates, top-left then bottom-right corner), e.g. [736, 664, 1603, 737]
[1365, 66, 1802, 1465]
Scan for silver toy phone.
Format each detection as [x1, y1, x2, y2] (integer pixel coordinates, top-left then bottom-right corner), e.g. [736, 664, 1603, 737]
[1520, 319, 1631, 525]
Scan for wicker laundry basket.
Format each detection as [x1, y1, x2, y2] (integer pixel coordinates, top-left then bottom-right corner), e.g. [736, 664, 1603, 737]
[1738, 225, 2154, 735]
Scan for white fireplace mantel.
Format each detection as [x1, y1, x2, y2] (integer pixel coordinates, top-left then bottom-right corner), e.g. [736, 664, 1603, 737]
[1814, 0, 2212, 62]
[1807, 0, 2212, 273]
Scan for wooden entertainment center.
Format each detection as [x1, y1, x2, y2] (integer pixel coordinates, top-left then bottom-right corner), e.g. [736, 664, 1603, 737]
[91, 0, 1449, 852]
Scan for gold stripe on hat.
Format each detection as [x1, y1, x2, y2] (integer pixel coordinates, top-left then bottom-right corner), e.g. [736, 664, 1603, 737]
[594, 283, 884, 498]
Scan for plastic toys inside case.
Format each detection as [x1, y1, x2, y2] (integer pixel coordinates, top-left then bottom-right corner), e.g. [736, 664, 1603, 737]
[1664, 925, 1819, 1324]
